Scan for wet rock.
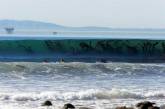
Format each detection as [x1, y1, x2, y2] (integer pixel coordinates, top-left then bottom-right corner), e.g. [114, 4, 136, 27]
[62, 103, 75, 109]
[41, 100, 53, 106]
[136, 101, 155, 109]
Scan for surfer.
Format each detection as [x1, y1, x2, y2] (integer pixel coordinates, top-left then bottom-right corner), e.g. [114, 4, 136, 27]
[100, 58, 107, 63]
[43, 59, 49, 63]
[15, 65, 26, 69]
[59, 58, 65, 63]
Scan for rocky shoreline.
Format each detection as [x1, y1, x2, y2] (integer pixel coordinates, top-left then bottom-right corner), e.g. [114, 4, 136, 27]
[41, 100, 165, 109]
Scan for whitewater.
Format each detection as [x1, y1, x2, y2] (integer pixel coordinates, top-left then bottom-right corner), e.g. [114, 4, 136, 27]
[0, 62, 165, 109]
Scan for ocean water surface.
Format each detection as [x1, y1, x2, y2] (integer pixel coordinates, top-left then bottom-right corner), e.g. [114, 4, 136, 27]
[0, 31, 165, 109]
[0, 62, 165, 109]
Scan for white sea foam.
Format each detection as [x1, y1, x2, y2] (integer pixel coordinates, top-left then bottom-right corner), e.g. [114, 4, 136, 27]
[0, 62, 165, 109]
[0, 62, 165, 76]
[0, 89, 165, 102]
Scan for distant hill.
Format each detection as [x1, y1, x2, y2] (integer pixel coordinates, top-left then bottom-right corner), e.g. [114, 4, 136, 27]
[0, 20, 65, 30]
[0, 20, 112, 31]
[0, 20, 164, 31]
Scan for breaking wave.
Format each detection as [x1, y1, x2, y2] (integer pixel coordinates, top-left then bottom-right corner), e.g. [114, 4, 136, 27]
[0, 62, 165, 75]
[0, 89, 165, 101]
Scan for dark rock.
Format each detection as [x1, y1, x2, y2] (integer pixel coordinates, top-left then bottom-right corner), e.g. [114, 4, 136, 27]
[41, 100, 53, 106]
[62, 103, 75, 109]
[136, 101, 155, 109]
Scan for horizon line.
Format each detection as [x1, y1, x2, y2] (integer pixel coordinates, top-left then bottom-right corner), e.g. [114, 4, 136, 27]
[0, 19, 165, 29]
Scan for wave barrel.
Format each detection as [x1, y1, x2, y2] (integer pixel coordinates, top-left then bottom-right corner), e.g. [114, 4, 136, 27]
[0, 36, 165, 62]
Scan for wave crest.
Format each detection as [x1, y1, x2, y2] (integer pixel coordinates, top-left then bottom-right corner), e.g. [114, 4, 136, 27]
[0, 89, 165, 101]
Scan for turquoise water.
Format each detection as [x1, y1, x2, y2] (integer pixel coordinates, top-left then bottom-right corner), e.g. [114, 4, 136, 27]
[0, 34, 165, 62]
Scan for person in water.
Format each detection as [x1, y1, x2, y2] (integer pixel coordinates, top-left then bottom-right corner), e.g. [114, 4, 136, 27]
[60, 58, 65, 63]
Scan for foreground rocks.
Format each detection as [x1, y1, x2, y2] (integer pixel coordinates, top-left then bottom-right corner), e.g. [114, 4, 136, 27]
[136, 101, 159, 109]
[41, 100, 163, 109]
[136, 101, 156, 109]
[116, 101, 161, 109]
[41, 100, 53, 106]
[62, 103, 75, 109]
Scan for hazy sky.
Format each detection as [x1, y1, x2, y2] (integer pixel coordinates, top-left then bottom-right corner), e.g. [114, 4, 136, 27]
[0, 0, 165, 28]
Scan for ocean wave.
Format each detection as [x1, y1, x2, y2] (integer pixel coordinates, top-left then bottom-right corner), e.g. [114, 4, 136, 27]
[0, 62, 165, 75]
[0, 89, 165, 101]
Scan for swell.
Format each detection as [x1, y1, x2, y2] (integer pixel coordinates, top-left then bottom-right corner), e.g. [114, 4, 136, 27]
[0, 62, 164, 73]
[0, 39, 164, 62]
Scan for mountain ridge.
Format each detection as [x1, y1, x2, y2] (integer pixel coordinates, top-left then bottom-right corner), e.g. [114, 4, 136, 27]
[0, 19, 164, 31]
[0, 19, 111, 30]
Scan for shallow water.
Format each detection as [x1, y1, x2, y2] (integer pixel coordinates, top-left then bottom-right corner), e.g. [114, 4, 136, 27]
[0, 62, 165, 109]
